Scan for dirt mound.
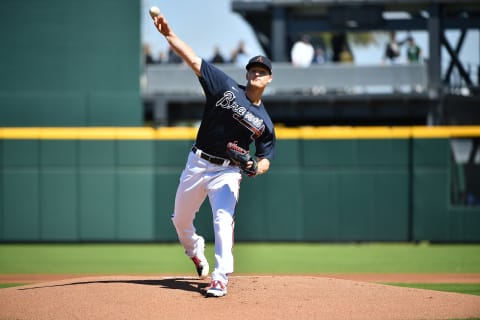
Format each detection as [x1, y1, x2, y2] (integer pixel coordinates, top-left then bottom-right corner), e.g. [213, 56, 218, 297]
[1, 275, 479, 320]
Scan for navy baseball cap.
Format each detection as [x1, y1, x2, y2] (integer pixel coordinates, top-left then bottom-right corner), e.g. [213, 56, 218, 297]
[246, 55, 272, 74]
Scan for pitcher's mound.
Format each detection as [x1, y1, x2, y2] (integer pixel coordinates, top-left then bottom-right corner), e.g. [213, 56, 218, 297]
[1, 275, 479, 320]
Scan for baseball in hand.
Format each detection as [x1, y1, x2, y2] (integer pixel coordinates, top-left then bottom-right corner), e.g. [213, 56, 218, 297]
[149, 6, 161, 19]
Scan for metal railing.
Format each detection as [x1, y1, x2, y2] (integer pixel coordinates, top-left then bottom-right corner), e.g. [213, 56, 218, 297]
[142, 63, 428, 96]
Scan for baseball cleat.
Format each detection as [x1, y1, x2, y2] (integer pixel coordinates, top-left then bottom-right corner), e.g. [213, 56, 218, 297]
[191, 255, 209, 279]
[206, 280, 227, 297]
[191, 236, 209, 279]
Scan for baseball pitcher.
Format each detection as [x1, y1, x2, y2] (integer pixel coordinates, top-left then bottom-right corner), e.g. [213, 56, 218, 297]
[152, 9, 276, 297]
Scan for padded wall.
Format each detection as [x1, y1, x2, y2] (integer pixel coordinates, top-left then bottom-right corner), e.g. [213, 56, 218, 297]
[0, 0, 142, 126]
[1, 134, 479, 242]
[412, 139, 480, 242]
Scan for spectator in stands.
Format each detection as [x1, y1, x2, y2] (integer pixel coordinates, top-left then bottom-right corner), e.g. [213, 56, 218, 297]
[168, 47, 183, 64]
[157, 51, 166, 64]
[143, 44, 155, 65]
[331, 32, 349, 63]
[291, 34, 315, 67]
[406, 36, 422, 64]
[339, 43, 354, 63]
[210, 46, 226, 64]
[312, 47, 326, 64]
[230, 40, 250, 67]
[383, 31, 402, 64]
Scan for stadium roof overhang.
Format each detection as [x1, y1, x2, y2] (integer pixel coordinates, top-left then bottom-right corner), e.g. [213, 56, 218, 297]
[232, 0, 480, 91]
[232, 0, 480, 51]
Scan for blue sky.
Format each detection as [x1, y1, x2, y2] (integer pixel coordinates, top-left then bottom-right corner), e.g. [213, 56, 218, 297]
[141, 0, 479, 76]
[141, 0, 264, 62]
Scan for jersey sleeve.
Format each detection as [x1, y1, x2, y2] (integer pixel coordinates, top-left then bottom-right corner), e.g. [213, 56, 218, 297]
[255, 126, 276, 160]
[198, 59, 231, 96]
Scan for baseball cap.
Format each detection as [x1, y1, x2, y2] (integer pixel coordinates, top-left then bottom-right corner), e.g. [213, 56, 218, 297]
[246, 55, 272, 74]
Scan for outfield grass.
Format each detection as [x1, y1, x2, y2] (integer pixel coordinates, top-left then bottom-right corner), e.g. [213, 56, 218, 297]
[234, 243, 480, 274]
[0, 243, 479, 274]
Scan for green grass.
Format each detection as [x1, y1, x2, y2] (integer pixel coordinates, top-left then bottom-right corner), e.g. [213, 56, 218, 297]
[234, 243, 480, 274]
[384, 283, 480, 296]
[0, 283, 27, 289]
[0, 243, 479, 274]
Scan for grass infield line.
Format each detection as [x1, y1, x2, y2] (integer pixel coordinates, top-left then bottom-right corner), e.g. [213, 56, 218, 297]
[0, 283, 27, 289]
[1, 243, 479, 274]
[383, 283, 480, 296]
[1, 281, 479, 297]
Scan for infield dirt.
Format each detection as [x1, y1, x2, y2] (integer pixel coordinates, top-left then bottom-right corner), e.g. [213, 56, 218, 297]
[1, 274, 480, 320]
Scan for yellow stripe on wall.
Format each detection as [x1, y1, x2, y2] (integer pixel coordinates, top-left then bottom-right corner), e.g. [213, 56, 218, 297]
[410, 126, 480, 138]
[1, 126, 480, 140]
[296, 126, 412, 139]
[0, 127, 197, 140]
[294, 126, 480, 139]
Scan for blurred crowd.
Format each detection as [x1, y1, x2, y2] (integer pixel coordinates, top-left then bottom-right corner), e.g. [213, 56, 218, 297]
[288, 31, 422, 68]
[143, 32, 422, 68]
[383, 31, 422, 65]
[143, 40, 251, 67]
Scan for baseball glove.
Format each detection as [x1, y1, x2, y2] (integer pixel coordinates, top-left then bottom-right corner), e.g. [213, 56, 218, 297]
[226, 142, 258, 177]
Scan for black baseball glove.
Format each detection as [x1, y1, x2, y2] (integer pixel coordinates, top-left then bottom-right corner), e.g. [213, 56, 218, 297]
[226, 142, 258, 177]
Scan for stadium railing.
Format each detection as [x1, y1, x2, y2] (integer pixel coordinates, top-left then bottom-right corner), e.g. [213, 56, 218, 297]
[143, 63, 428, 96]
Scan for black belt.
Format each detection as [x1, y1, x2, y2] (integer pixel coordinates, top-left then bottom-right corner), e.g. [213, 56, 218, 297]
[192, 146, 231, 166]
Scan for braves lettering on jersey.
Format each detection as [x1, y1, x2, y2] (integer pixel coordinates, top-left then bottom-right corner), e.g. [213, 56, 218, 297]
[195, 60, 275, 160]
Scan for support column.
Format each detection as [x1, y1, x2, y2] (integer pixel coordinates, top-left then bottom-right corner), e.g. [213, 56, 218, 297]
[427, 3, 442, 98]
[272, 7, 287, 62]
[152, 96, 168, 127]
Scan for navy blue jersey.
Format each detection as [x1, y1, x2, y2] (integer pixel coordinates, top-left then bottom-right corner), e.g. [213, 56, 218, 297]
[195, 60, 275, 160]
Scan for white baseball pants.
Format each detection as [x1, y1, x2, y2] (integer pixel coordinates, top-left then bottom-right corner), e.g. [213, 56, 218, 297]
[171, 150, 242, 284]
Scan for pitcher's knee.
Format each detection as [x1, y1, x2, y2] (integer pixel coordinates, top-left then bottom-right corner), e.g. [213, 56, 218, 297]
[171, 213, 184, 229]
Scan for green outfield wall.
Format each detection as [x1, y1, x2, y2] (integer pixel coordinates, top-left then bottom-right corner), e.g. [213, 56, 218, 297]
[1, 2, 478, 243]
[0, 0, 142, 126]
[1, 127, 479, 242]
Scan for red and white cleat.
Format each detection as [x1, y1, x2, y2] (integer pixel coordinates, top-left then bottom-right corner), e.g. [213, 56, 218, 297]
[206, 280, 227, 297]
